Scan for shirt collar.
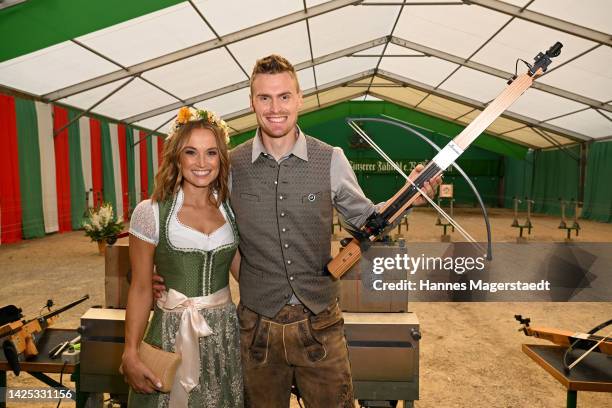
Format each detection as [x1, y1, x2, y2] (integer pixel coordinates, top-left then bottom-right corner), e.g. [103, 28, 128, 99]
[251, 126, 308, 163]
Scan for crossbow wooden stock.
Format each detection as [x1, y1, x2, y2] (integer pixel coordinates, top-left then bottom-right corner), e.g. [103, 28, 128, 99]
[515, 315, 612, 356]
[326, 41, 563, 279]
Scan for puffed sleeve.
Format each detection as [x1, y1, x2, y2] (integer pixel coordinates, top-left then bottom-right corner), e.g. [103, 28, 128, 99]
[128, 199, 159, 245]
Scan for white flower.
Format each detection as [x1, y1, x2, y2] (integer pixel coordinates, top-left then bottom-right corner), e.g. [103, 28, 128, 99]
[99, 204, 115, 226]
[167, 121, 178, 136]
[91, 215, 100, 230]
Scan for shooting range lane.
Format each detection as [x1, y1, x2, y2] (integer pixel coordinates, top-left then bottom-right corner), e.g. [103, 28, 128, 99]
[1, 217, 612, 407]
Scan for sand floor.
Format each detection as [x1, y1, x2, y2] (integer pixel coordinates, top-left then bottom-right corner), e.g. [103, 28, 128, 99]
[1, 208, 611, 407]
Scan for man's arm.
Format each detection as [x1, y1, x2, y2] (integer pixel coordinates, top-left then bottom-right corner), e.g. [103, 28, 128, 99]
[230, 251, 240, 281]
[330, 147, 377, 232]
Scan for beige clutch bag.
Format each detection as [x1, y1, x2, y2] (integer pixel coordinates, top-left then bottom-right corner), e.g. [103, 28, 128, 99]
[138, 341, 181, 393]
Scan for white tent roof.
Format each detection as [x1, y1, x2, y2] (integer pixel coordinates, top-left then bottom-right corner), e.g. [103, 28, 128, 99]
[1, 0, 610, 147]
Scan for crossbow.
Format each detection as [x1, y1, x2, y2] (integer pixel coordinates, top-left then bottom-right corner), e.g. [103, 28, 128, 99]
[515, 315, 612, 371]
[327, 41, 563, 279]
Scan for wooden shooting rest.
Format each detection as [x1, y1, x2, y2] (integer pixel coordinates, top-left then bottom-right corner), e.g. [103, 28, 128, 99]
[522, 344, 612, 408]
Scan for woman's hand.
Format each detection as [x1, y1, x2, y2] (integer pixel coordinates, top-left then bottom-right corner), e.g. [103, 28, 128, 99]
[124, 235, 159, 393]
[120, 350, 162, 394]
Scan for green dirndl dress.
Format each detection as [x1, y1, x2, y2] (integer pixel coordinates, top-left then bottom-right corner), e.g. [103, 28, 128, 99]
[128, 194, 243, 408]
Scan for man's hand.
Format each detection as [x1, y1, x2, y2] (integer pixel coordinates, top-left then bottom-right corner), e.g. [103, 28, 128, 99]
[408, 163, 443, 207]
[152, 274, 166, 299]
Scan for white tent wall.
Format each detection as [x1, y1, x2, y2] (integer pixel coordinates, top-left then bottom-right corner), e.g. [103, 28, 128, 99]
[0, 0, 610, 193]
[2, 0, 610, 145]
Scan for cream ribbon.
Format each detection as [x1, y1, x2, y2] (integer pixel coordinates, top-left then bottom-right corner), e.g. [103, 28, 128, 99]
[156, 286, 231, 408]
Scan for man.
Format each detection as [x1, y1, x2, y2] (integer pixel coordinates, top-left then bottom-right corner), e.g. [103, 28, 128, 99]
[156, 54, 440, 407]
[230, 55, 439, 407]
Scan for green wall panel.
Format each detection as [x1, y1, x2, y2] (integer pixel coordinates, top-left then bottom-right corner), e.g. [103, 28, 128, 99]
[231, 101, 519, 207]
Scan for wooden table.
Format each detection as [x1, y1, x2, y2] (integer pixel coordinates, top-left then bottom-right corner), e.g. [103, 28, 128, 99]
[522, 344, 612, 408]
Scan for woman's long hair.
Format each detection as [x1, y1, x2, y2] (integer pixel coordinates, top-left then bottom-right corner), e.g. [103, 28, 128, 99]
[151, 120, 230, 205]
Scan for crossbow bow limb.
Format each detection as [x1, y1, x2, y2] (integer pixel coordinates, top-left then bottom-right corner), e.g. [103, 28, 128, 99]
[346, 115, 493, 262]
[327, 41, 563, 279]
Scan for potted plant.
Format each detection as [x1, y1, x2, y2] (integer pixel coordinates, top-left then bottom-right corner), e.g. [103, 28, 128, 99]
[83, 203, 124, 255]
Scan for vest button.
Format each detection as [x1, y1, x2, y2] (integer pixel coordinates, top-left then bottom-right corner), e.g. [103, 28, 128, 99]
[284, 243, 289, 248]
[279, 195, 284, 200]
[282, 228, 286, 232]
[280, 212, 286, 217]
[289, 276, 294, 281]
[274, 181, 278, 185]
[287, 260, 292, 265]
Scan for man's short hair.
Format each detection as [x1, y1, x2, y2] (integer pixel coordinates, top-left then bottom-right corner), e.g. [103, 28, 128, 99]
[250, 54, 300, 92]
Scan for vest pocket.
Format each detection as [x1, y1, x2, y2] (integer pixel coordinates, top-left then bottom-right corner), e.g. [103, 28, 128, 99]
[240, 192, 260, 202]
[242, 263, 264, 277]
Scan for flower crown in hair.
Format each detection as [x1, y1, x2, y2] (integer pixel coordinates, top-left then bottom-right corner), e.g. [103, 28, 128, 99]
[168, 107, 230, 143]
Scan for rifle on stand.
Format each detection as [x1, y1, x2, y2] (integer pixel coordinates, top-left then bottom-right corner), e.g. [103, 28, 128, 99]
[0, 295, 89, 375]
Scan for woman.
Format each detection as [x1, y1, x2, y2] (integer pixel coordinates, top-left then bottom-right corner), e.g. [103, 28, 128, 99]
[121, 107, 243, 407]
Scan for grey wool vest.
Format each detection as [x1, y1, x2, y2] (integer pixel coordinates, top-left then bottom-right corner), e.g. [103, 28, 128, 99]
[230, 135, 337, 318]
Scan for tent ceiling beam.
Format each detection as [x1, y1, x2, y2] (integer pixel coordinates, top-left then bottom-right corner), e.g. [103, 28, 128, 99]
[350, 54, 427, 57]
[595, 109, 612, 123]
[377, 69, 592, 142]
[364, 3, 404, 98]
[70, 39, 185, 104]
[360, 2, 463, 5]
[53, 76, 137, 136]
[543, 44, 601, 76]
[0, 0, 26, 11]
[123, 37, 388, 123]
[390, 36, 612, 113]
[187, 0, 250, 79]
[543, 106, 590, 123]
[368, 89, 543, 149]
[346, 83, 402, 87]
[532, 127, 580, 161]
[41, 0, 363, 101]
[303, 0, 322, 108]
[417, 11, 516, 109]
[468, 0, 612, 47]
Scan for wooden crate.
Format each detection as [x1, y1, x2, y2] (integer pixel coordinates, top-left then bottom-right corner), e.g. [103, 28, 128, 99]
[104, 239, 130, 309]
